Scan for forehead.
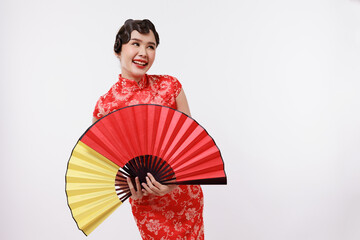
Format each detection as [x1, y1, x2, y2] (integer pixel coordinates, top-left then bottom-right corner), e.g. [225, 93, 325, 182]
[130, 30, 156, 43]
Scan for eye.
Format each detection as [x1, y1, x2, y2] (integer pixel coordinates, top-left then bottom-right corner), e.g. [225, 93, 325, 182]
[147, 45, 155, 50]
[132, 42, 140, 46]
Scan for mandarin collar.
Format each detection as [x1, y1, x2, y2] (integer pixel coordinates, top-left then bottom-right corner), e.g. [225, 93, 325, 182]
[118, 74, 148, 89]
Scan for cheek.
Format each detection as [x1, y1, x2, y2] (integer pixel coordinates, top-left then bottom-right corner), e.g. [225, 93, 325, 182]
[120, 47, 136, 61]
[149, 51, 156, 63]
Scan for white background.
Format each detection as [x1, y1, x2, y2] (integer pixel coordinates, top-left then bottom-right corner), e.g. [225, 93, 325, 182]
[1, 0, 360, 239]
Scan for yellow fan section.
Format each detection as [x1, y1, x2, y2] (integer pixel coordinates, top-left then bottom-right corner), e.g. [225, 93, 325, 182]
[66, 141, 122, 236]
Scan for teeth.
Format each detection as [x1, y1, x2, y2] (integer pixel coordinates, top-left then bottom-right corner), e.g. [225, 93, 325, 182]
[133, 61, 147, 66]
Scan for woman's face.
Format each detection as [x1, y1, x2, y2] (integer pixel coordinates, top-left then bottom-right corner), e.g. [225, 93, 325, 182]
[117, 30, 157, 82]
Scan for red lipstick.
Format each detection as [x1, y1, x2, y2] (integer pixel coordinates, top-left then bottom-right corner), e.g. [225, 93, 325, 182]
[133, 59, 148, 69]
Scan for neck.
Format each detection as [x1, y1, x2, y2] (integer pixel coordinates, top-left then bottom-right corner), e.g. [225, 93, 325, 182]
[121, 73, 144, 83]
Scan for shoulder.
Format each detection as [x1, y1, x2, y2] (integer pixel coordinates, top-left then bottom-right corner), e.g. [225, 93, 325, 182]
[148, 74, 182, 99]
[148, 74, 182, 86]
[93, 81, 120, 118]
[103, 78, 125, 96]
[97, 82, 117, 101]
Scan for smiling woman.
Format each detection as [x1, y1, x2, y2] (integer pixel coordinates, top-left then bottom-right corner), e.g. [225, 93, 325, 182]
[114, 19, 158, 82]
[116, 31, 156, 82]
[92, 19, 203, 239]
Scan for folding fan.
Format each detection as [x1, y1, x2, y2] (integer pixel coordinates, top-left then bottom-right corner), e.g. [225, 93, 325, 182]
[66, 104, 226, 236]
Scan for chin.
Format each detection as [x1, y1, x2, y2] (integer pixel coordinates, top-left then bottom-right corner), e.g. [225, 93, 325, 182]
[133, 68, 149, 76]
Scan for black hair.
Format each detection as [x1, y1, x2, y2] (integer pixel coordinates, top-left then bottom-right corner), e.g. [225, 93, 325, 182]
[114, 19, 160, 54]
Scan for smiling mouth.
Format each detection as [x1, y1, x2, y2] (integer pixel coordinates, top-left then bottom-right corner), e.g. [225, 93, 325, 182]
[133, 60, 148, 66]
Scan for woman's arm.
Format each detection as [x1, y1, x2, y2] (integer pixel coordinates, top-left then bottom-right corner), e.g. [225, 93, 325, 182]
[176, 88, 191, 116]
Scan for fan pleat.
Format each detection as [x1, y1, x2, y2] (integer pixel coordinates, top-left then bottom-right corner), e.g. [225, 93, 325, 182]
[170, 137, 217, 170]
[166, 127, 208, 165]
[72, 193, 118, 217]
[174, 167, 226, 183]
[99, 120, 132, 161]
[66, 140, 122, 236]
[116, 107, 142, 160]
[157, 110, 182, 157]
[152, 107, 167, 157]
[172, 148, 220, 173]
[101, 111, 132, 163]
[175, 155, 223, 178]
[85, 125, 129, 166]
[73, 141, 119, 169]
[161, 107, 176, 156]
[67, 183, 113, 195]
[147, 105, 160, 155]
[132, 104, 148, 154]
[124, 107, 142, 157]
[84, 128, 123, 163]
[68, 189, 115, 208]
[68, 160, 114, 178]
[161, 118, 197, 161]
[76, 195, 121, 236]
[67, 168, 116, 182]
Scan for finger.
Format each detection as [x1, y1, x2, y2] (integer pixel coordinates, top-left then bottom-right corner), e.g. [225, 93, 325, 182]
[142, 182, 157, 195]
[135, 177, 142, 193]
[142, 189, 148, 196]
[146, 176, 161, 195]
[135, 177, 143, 199]
[127, 177, 137, 196]
[147, 173, 163, 189]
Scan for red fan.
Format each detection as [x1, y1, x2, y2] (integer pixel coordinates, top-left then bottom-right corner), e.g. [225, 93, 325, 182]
[66, 104, 226, 235]
[83, 104, 225, 198]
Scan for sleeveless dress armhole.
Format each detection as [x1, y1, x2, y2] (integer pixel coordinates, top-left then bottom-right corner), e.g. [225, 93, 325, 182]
[172, 76, 182, 99]
[92, 98, 101, 119]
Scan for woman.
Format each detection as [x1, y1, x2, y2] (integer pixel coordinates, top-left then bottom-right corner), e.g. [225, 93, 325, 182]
[92, 19, 204, 239]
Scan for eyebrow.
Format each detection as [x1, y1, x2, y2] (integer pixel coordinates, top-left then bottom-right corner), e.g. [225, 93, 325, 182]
[130, 38, 156, 46]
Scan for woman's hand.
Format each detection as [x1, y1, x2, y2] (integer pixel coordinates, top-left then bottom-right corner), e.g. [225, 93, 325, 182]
[127, 177, 148, 200]
[142, 173, 177, 196]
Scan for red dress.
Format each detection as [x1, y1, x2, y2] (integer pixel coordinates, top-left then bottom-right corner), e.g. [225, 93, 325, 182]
[93, 74, 204, 240]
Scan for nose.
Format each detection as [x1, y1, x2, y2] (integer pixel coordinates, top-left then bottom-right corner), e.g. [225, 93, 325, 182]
[138, 46, 147, 59]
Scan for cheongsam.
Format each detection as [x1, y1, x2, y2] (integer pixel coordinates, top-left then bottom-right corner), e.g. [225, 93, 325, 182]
[93, 74, 204, 240]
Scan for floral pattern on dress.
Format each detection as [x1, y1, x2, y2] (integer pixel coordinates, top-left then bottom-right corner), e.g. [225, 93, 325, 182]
[93, 74, 204, 240]
[93, 74, 182, 119]
[130, 185, 204, 240]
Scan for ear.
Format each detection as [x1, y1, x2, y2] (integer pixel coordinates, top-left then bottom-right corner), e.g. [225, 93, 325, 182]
[114, 52, 121, 58]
